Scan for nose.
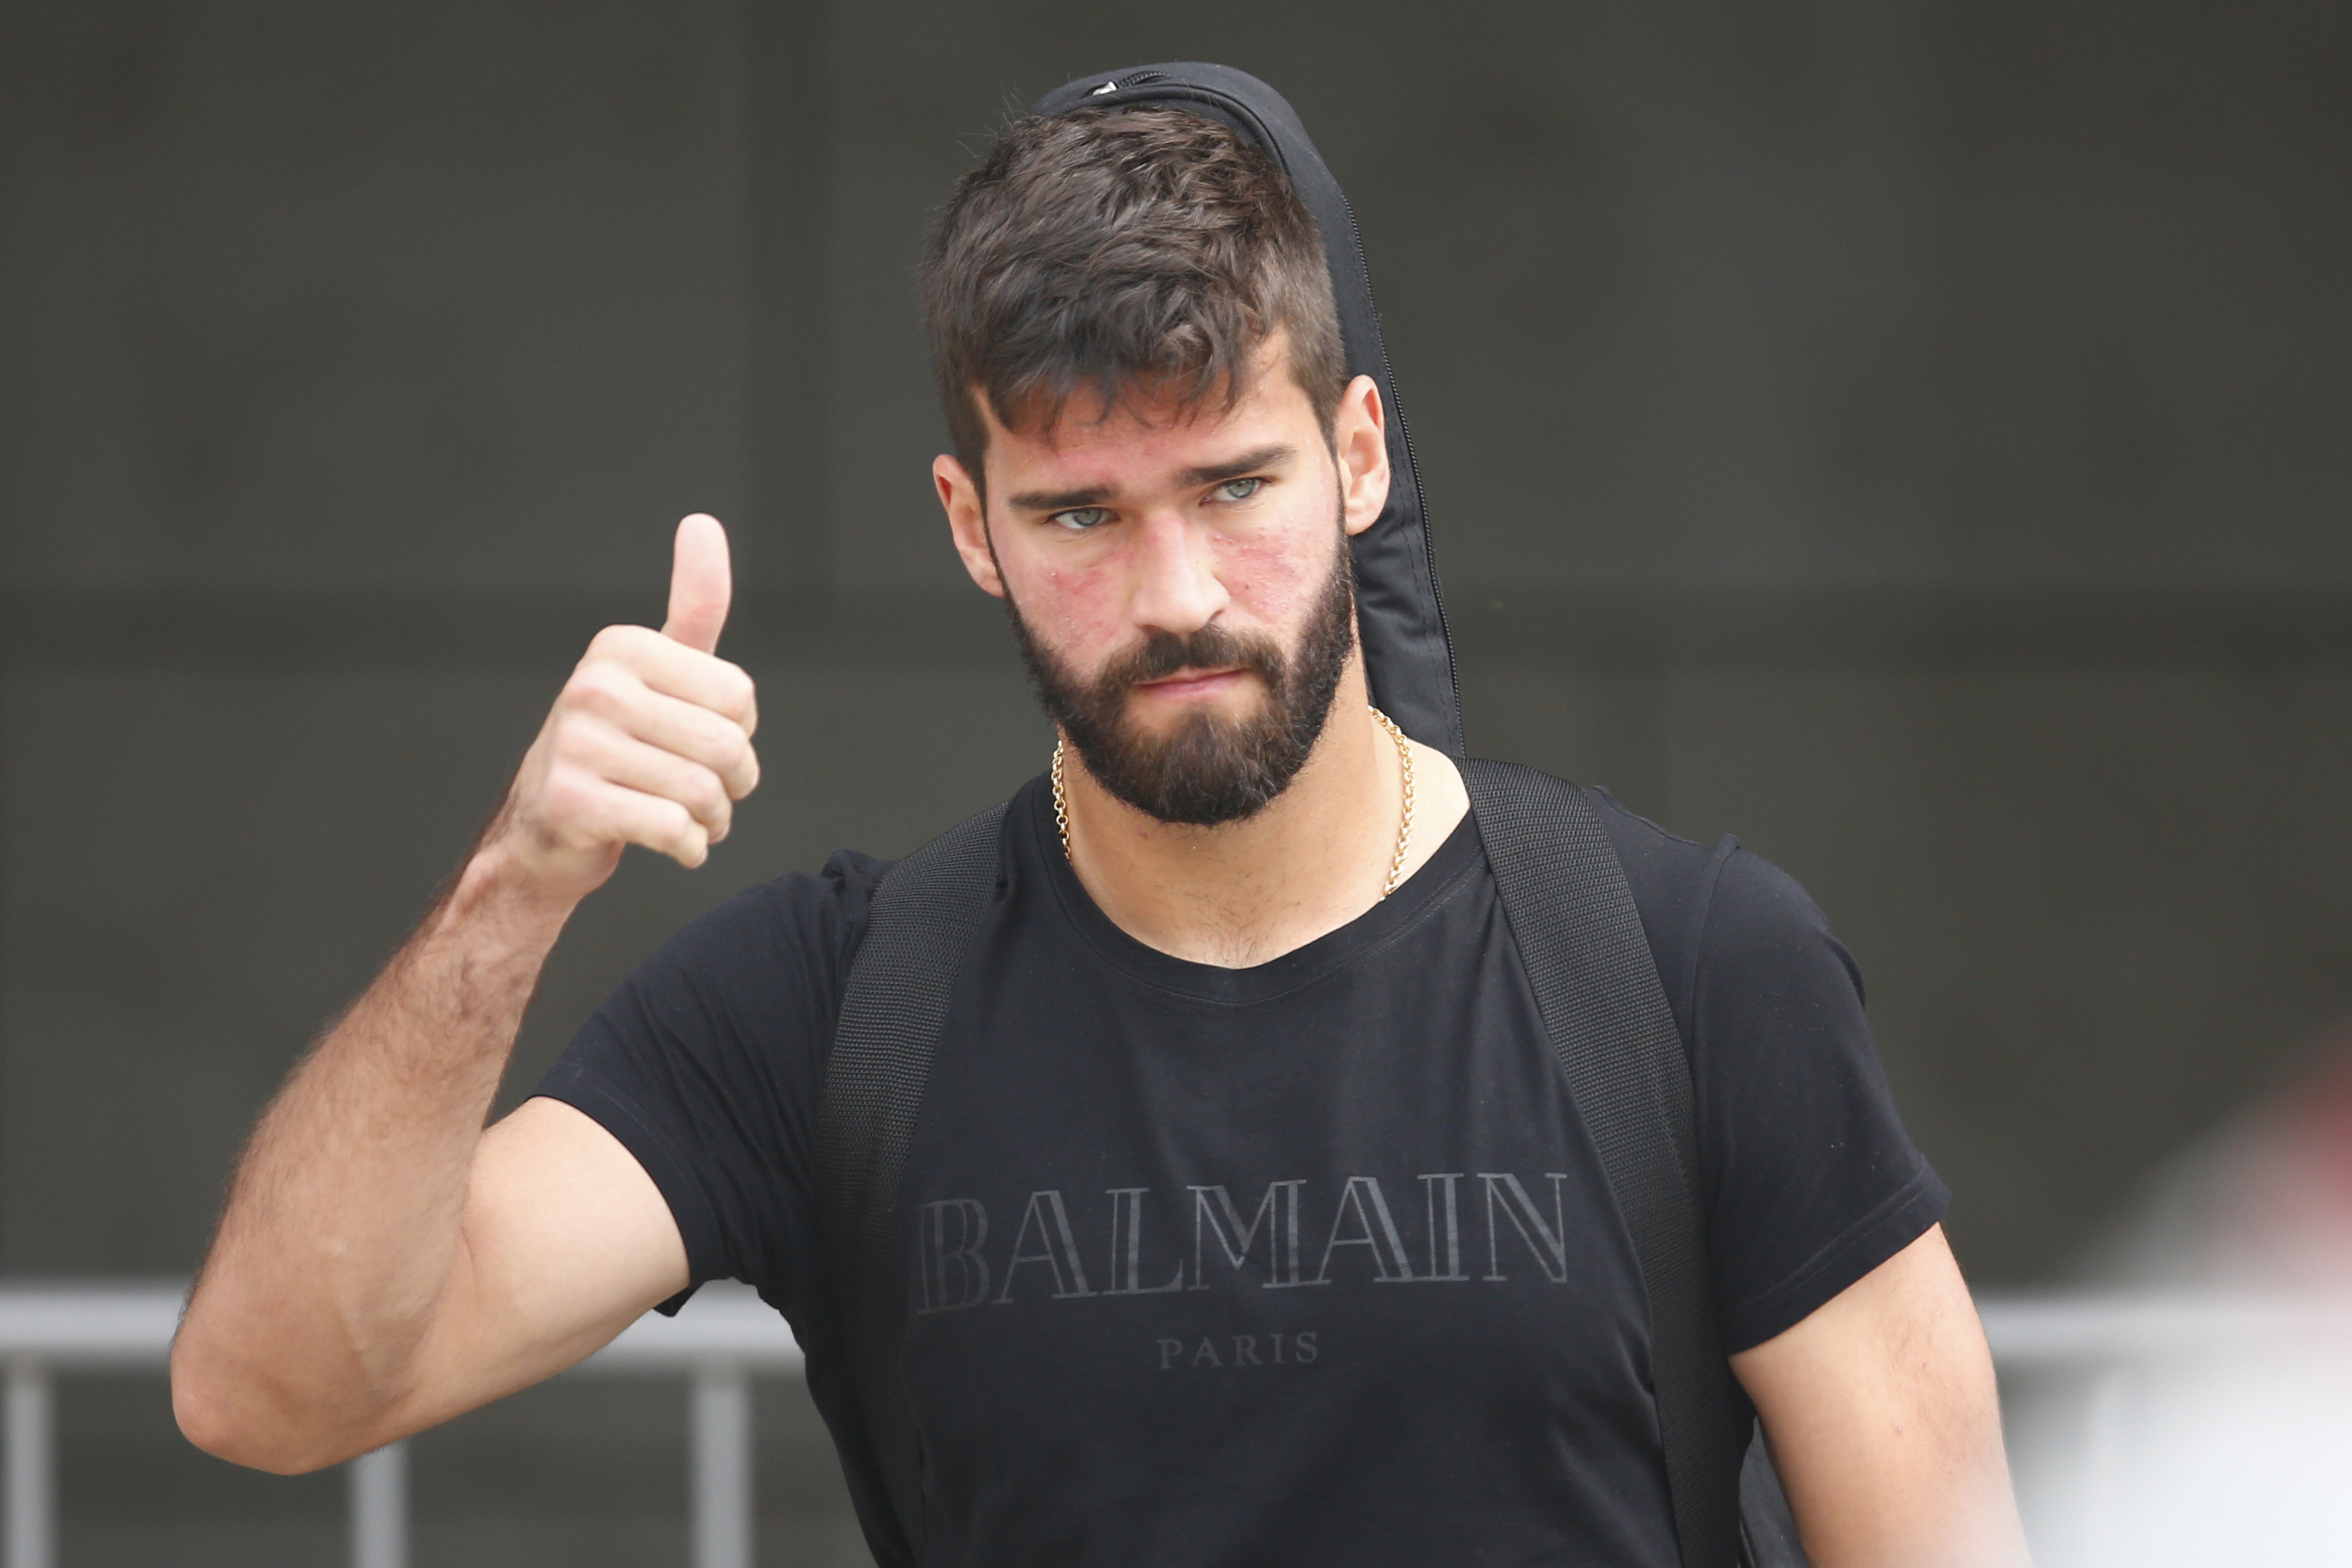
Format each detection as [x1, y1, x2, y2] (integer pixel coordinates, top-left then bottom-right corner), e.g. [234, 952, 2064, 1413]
[1124, 510, 1231, 639]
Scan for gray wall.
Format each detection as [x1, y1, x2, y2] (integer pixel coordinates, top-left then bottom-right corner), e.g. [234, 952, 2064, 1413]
[2, 0, 2346, 1558]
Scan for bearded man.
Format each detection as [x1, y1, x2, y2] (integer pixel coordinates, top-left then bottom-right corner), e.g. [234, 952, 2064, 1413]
[172, 65, 2026, 1568]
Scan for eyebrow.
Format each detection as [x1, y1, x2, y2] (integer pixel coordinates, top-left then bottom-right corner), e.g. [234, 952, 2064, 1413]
[1177, 444, 1295, 489]
[1004, 444, 1298, 514]
[1006, 482, 1115, 512]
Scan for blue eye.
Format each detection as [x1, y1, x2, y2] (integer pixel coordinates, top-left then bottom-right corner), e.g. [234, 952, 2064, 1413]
[1051, 507, 1113, 531]
[1214, 477, 1265, 502]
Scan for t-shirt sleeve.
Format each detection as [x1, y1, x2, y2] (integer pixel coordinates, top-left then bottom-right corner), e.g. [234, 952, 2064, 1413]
[1676, 843, 1948, 1351]
[531, 850, 889, 1314]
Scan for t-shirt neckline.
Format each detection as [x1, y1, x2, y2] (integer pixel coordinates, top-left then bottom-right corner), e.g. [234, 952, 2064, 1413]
[1015, 771, 1484, 1007]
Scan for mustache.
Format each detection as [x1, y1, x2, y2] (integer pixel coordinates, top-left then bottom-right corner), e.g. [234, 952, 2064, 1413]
[1002, 530, 1357, 827]
[1093, 623, 1287, 699]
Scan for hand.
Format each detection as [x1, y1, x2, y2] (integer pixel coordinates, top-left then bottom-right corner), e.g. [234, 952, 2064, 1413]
[485, 514, 761, 903]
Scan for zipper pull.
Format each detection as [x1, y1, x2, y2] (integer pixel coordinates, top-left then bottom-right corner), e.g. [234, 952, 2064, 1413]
[1089, 69, 1169, 97]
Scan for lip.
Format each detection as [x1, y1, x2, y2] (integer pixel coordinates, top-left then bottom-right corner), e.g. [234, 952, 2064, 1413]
[1135, 667, 1247, 702]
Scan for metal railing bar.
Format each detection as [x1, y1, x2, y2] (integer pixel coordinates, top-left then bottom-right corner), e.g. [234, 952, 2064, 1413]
[691, 1364, 754, 1568]
[3, 1281, 2342, 1568]
[349, 1443, 407, 1568]
[0, 1280, 807, 1368]
[0, 1282, 185, 1365]
[10, 1283, 2343, 1366]
[4, 1360, 53, 1568]
[1974, 1293, 2352, 1366]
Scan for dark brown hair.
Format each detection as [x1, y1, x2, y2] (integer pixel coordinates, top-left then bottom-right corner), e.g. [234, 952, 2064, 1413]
[920, 107, 1346, 492]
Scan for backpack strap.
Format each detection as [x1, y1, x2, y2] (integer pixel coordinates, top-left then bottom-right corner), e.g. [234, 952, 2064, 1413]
[1461, 760, 1751, 1568]
[815, 801, 1008, 1564]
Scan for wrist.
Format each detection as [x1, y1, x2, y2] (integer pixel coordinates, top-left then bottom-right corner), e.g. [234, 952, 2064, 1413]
[446, 836, 585, 941]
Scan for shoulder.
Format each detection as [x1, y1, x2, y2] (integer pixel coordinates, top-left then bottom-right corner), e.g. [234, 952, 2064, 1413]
[608, 847, 899, 1032]
[1584, 785, 1730, 930]
[1583, 786, 1859, 1045]
[706, 847, 894, 945]
[1580, 789, 1853, 1063]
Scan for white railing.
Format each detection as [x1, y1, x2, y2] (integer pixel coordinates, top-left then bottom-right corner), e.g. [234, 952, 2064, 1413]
[4, 1283, 2348, 1567]
[0, 1279, 800, 1568]
[1973, 1292, 2352, 1366]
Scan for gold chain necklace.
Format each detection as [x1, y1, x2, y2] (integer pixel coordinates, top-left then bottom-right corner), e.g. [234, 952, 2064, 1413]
[1051, 704, 1417, 899]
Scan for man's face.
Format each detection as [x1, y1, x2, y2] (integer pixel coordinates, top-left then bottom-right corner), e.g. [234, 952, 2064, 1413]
[936, 340, 1391, 826]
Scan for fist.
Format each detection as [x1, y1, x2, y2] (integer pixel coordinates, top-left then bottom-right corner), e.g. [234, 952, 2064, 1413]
[490, 514, 761, 901]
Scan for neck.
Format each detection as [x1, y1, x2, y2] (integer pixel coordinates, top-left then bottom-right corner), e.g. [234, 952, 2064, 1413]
[1058, 656, 1468, 967]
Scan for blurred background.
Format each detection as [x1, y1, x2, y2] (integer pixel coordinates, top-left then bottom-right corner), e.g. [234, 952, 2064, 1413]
[1, 0, 2346, 1561]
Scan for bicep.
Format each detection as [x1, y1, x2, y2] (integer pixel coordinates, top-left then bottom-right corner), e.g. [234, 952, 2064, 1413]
[390, 1097, 690, 1437]
[1729, 1225, 2026, 1568]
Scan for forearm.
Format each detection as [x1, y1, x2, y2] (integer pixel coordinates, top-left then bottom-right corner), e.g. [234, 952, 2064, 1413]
[173, 844, 574, 1471]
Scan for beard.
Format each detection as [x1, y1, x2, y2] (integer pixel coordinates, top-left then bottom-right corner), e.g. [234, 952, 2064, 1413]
[1005, 532, 1358, 827]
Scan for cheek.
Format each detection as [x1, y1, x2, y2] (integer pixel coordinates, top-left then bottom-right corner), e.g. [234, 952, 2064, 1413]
[1213, 530, 1321, 624]
[1018, 558, 1130, 662]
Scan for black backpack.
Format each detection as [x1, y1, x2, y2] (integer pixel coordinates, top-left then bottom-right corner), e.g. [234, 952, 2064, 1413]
[812, 63, 1808, 1568]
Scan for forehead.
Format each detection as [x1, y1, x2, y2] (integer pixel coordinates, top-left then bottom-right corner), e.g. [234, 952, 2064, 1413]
[980, 345, 1318, 492]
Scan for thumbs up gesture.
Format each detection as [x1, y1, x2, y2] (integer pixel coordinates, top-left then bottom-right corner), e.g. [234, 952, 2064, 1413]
[486, 515, 762, 903]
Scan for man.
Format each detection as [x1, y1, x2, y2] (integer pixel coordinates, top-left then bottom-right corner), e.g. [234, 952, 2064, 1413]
[174, 67, 2026, 1567]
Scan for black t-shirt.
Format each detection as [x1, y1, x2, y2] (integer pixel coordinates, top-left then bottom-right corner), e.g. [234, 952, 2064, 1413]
[538, 775, 1945, 1568]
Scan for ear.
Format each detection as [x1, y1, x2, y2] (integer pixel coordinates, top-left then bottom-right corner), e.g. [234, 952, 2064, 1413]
[1333, 375, 1390, 538]
[936, 453, 1006, 598]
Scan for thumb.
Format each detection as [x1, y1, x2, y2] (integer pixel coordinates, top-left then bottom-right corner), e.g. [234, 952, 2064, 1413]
[662, 514, 731, 654]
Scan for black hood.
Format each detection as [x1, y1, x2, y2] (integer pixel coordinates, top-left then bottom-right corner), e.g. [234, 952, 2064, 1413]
[1029, 63, 1466, 759]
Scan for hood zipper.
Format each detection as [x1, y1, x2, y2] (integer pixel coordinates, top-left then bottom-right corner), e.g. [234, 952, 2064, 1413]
[1089, 70, 1169, 96]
